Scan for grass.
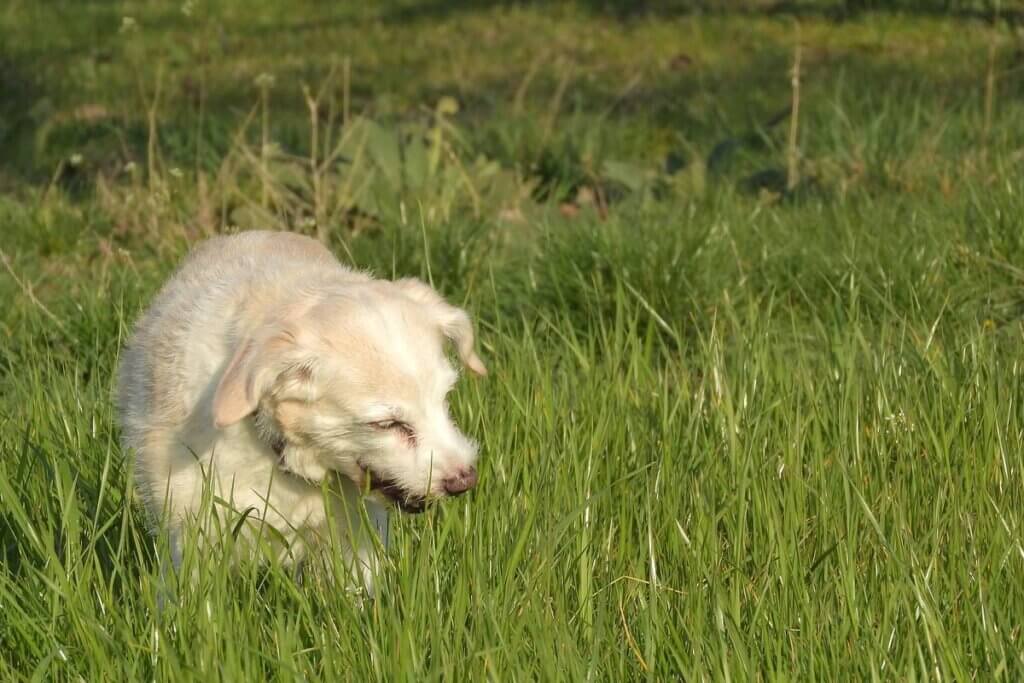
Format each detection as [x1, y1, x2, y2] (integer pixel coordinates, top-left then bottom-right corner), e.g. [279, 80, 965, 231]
[2, 0, 1024, 679]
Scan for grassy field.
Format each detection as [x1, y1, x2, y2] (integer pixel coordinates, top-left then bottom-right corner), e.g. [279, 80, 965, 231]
[2, 0, 1024, 679]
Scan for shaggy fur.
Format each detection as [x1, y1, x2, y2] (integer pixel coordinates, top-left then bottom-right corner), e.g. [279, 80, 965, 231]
[116, 231, 486, 587]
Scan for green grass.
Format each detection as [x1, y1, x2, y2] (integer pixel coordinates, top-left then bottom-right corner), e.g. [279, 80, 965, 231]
[2, 1, 1024, 679]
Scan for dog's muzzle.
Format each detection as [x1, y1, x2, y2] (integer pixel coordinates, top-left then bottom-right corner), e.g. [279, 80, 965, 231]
[368, 473, 427, 513]
[442, 466, 478, 495]
[368, 466, 478, 514]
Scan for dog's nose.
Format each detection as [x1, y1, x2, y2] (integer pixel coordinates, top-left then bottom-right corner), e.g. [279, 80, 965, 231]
[443, 466, 478, 495]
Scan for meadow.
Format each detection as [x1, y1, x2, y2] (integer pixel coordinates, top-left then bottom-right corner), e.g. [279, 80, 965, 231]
[1, 0, 1024, 679]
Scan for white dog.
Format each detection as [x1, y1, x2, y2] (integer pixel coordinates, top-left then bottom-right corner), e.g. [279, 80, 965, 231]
[116, 231, 486, 588]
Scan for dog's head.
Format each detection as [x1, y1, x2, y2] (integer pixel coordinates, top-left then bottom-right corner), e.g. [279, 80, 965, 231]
[210, 277, 486, 512]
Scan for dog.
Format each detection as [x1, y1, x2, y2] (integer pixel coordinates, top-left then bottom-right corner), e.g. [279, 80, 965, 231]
[116, 230, 486, 589]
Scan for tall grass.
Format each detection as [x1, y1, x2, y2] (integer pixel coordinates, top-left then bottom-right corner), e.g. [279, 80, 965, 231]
[2, 2, 1024, 679]
[3, 190, 1023, 678]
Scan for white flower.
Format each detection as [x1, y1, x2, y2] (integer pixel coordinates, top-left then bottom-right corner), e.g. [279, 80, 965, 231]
[254, 73, 276, 90]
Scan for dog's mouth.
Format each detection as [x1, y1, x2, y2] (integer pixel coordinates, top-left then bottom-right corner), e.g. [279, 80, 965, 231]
[366, 471, 428, 514]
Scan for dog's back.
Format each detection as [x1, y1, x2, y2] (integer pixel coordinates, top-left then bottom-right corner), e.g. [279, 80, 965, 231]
[115, 230, 484, 587]
[115, 231, 353, 515]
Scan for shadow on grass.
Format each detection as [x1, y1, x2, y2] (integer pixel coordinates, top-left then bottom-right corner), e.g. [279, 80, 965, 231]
[0, 0, 1012, 196]
[380, 0, 1024, 23]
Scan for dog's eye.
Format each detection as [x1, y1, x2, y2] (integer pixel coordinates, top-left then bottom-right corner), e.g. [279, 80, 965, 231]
[371, 420, 416, 444]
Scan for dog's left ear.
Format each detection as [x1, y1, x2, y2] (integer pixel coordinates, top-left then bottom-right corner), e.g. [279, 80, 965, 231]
[212, 327, 310, 428]
[395, 278, 488, 376]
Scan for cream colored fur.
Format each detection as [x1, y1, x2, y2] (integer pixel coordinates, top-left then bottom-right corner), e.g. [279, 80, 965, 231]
[116, 230, 485, 588]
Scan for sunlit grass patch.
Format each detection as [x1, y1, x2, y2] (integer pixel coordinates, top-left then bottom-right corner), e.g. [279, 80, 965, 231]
[2, 1, 1024, 679]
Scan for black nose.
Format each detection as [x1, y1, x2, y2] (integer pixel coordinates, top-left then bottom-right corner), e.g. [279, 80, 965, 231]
[443, 467, 478, 495]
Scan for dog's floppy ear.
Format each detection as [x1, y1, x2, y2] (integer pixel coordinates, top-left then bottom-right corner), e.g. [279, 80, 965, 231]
[212, 329, 302, 428]
[395, 278, 488, 376]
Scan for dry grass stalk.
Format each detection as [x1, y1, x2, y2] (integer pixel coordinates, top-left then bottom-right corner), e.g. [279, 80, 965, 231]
[787, 23, 802, 193]
[983, 41, 997, 146]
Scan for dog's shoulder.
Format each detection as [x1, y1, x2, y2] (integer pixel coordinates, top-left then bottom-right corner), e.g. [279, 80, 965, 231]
[190, 230, 334, 266]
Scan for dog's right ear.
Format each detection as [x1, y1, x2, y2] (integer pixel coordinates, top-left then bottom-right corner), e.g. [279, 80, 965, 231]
[212, 330, 301, 429]
[212, 338, 264, 429]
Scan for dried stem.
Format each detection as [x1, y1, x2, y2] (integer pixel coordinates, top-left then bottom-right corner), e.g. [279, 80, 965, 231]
[0, 249, 66, 331]
[541, 59, 572, 149]
[304, 86, 327, 243]
[343, 56, 351, 128]
[260, 80, 271, 210]
[513, 50, 548, 116]
[147, 65, 165, 191]
[787, 24, 802, 193]
[983, 41, 997, 146]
